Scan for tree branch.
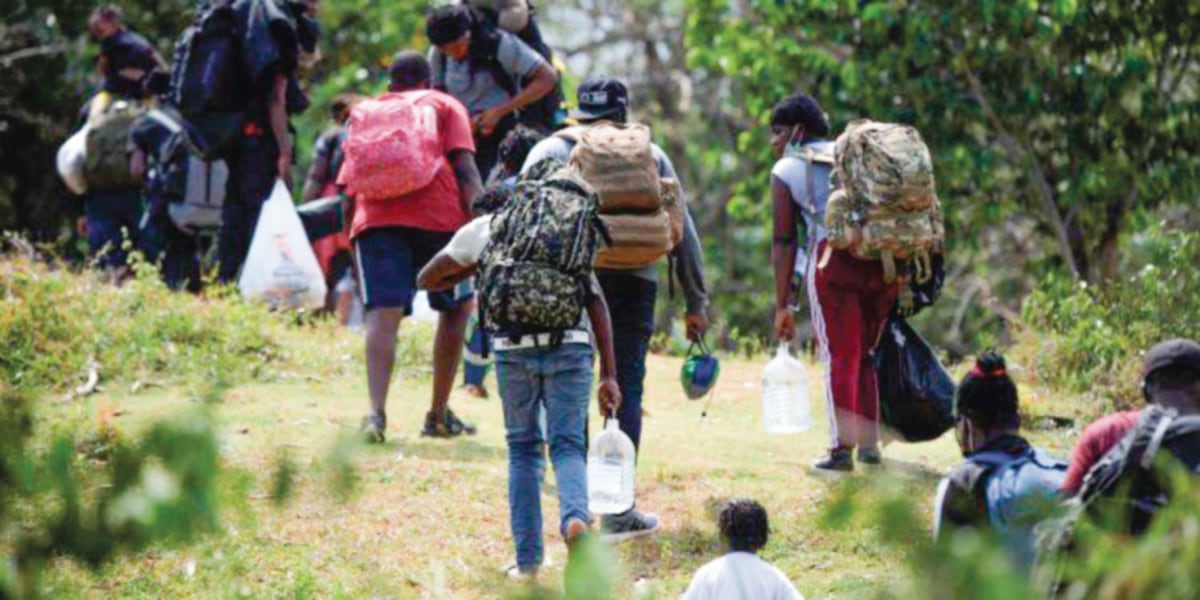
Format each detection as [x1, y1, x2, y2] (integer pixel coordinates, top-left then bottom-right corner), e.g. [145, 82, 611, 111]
[961, 60, 1081, 279]
[0, 43, 66, 68]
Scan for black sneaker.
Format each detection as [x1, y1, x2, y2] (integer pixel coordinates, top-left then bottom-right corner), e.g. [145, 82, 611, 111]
[813, 448, 854, 472]
[420, 408, 478, 438]
[858, 445, 883, 465]
[362, 412, 386, 444]
[600, 508, 660, 542]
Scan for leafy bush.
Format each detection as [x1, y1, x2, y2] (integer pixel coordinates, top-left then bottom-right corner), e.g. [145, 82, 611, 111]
[0, 390, 225, 598]
[0, 254, 428, 395]
[821, 469, 1200, 599]
[1014, 227, 1200, 411]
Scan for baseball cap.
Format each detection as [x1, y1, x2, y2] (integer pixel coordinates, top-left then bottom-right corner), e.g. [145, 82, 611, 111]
[570, 76, 628, 121]
[1143, 339, 1200, 379]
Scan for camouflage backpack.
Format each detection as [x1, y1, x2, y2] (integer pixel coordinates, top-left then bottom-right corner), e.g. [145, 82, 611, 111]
[478, 159, 607, 338]
[84, 94, 146, 191]
[824, 120, 944, 283]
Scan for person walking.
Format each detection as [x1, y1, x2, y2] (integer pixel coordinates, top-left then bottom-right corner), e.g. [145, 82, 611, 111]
[521, 76, 711, 540]
[417, 161, 621, 580]
[341, 51, 484, 442]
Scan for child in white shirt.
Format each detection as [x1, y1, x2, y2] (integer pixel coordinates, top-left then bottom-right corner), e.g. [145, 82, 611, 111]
[682, 499, 803, 600]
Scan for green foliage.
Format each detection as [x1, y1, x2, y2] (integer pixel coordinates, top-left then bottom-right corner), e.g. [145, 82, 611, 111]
[0, 390, 223, 598]
[1017, 226, 1200, 407]
[684, 0, 1200, 349]
[820, 468, 1200, 598]
[0, 255, 281, 393]
[0, 248, 403, 396]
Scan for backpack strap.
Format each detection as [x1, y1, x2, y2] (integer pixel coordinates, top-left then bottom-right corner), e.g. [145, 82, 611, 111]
[1141, 412, 1178, 469]
[432, 49, 447, 91]
[146, 109, 184, 134]
[1078, 407, 1171, 503]
[555, 126, 584, 143]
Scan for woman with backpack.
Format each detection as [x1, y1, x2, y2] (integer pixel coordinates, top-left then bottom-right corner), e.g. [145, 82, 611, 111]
[933, 352, 1067, 572]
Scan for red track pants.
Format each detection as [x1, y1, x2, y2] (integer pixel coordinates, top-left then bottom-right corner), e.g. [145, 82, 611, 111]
[808, 242, 899, 449]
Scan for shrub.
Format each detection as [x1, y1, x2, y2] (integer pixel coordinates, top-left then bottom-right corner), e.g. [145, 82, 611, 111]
[0, 255, 429, 395]
[0, 390, 225, 598]
[1013, 226, 1200, 411]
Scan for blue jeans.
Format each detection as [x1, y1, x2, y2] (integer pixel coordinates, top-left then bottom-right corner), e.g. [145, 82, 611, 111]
[597, 272, 657, 452]
[84, 188, 143, 270]
[495, 344, 593, 571]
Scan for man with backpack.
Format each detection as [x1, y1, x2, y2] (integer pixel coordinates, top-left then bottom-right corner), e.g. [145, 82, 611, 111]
[461, 125, 546, 399]
[933, 352, 1067, 572]
[417, 157, 621, 580]
[520, 76, 711, 540]
[71, 6, 164, 280]
[339, 51, 484, 441]
[1059, 339, 1200, 528]
[89, 6, 165, 100]
[129, 104, 226, 292]
[425, 4, 559, 180]
[810, 120, 944, 471]
[301, 93, 360, 318]
[167, 0, 308, 283]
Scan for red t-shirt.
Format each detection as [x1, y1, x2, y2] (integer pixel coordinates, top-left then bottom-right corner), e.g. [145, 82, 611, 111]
[349, 90, 475, 238]
[1060, 410, 1141, 494]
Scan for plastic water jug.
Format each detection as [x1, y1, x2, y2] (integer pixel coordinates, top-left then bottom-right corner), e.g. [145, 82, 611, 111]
[761, 344, 812, 433]
[587, 419, 635, 515]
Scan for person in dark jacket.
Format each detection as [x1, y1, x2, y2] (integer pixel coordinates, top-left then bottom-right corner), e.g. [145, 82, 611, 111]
[214, 0, 310, 282]
[89, 6, 165, 100]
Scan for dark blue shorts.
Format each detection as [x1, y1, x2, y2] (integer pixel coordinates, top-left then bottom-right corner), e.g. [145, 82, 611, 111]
[354, 226, 473, 313]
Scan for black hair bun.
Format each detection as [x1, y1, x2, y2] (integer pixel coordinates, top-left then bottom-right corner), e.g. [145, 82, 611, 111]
[975, 351, 1007, 376]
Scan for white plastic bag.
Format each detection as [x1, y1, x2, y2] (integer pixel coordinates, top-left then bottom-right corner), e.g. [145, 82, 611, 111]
[56, 128, 89, 195]
[238, 180, 328, 309]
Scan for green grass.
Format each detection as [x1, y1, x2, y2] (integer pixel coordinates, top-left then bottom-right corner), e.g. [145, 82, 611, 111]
[21, 336, 1080, 599]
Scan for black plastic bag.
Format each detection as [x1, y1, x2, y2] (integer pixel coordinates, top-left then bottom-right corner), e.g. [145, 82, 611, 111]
[297, 195, 346, 242]
[875, 318, 956, 442]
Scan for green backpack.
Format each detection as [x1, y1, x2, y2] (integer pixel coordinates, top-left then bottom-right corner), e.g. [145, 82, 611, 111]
[84, 96, 146, 191]
[478, 159, 607, 339]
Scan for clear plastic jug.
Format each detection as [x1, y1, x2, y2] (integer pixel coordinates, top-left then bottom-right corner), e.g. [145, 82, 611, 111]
[761, 344, 812, 434]
[587, 419, 635, 515]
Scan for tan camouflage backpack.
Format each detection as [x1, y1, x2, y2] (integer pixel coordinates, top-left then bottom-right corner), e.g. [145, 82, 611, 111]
[824, 120, 944, 283]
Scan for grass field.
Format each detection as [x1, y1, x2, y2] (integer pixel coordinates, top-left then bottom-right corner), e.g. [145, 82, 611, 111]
[28, 321, 1081, 599]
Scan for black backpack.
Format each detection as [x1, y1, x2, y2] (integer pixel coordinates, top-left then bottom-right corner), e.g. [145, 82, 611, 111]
[169, 0, 250, 153]
[1075, 406, 1200, 534]
[1034, 406, 1200, 592]
[143, 109, 229, 235]
[441, 4, 565, 132]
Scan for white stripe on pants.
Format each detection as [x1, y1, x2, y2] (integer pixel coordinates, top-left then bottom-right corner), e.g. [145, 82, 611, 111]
[806, 240, 840, 449]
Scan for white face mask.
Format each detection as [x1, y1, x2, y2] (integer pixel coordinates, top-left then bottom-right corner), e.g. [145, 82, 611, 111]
[783, 125, 804, 156]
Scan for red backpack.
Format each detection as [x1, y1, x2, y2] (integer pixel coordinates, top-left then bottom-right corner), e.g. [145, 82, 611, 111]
[338, 91, 444, 201]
